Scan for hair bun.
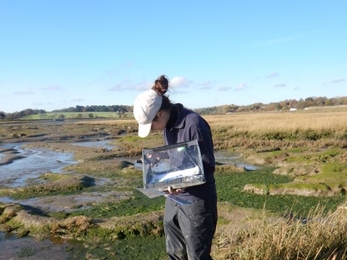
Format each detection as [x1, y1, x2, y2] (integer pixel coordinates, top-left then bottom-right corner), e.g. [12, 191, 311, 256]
[152, 75, 169, 95]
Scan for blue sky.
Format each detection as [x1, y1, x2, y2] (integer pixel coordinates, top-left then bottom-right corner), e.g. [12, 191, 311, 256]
[1, 0, 346, 113]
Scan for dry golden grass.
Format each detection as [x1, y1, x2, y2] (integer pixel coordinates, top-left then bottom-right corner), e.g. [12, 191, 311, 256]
[213, 204, 347, 260]
[203, 111, 347, 133]
[74, 119, 136, 125]
[76, 110, 347, 132]
[198, 111, 347, 152]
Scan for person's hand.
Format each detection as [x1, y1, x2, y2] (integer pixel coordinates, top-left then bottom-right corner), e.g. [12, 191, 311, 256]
[166, 186, 185, 195]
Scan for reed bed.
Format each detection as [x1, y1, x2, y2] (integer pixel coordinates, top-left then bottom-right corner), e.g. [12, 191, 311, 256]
[201, 111, 347, 151]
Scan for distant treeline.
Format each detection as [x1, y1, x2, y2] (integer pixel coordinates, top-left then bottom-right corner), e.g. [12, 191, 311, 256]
[52, 105, 132, 113]
[1, 96, 347, 120]
[195, 96, 347, 115]
[0, 105, 131, 120]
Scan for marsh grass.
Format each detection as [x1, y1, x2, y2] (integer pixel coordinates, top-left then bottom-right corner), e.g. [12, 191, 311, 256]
[205, 111, 347, 150]
[69, 189, 165, 218]
[214, 204, 347, 260]
[214, 166, 347, 260]
[0, 174, 95, 199]
[82, 236, 166, 260]
[204, 111, 347, 133]
[215, 167, 344, 215]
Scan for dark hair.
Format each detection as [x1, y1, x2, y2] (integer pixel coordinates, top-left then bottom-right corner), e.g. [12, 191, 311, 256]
[152, 75, 172, 110]
[152, 75, 169, 95]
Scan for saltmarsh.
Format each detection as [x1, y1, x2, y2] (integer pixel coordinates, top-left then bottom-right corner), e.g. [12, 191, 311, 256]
[1, 108, 347, 259]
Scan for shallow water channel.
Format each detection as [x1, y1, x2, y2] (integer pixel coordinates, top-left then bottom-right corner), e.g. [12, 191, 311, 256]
[0, 143, 77, 188]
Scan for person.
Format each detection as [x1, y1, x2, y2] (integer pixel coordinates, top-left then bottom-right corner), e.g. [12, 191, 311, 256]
[133, 75, 217, 260]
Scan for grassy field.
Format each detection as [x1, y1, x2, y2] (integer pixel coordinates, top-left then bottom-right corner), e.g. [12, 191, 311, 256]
[22, 111, 134, 120]
[1, 108, 347, 259]
[205, 110, 347, 132]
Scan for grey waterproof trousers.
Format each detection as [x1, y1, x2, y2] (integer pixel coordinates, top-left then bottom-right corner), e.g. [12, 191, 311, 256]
[164, 196, 218, 260]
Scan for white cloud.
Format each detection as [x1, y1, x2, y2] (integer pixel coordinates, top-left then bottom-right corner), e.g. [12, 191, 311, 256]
[194, 80, 216, 90]
[235, 83, 247, 91]
[33, 101, 50, 107]
[323, 78, 346, 85]
[332, 79, 346, 83]
[266, 73, 279, 79]
[170, 76, 193, 89]
[255, 35, 297, 47]
[14, 90, 35, 95]
[71, 98, 84, 102]
[42, 85, 63, 91]
[218, 86, 233, 91]
[108, 79, 150, 92]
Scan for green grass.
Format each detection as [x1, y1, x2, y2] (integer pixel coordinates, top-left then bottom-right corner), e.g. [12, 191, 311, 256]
[215, 167, 345, 216]
[69, 189, 165, 218]
[81, 236, 167, 260]
[298, 161, 347, 186]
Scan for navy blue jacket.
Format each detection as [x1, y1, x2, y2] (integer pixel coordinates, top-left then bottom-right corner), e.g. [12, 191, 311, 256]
[164, 104, 216, 200]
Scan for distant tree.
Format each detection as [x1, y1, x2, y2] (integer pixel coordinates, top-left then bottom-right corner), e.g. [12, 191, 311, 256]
[58, 114, 65, 120]
[118, 110, 125, 118]
[315, 97, 327, 106]
[21, 108, 35, 116]
[276, 103, 283, 111]
[305, 97, 316, 107]
[224, 105, 236, 113]
[267, 103, 278, 111]
[98, 105, 108, 112]
[88, 113, 94, 118]
[6, 112, 20, 120]
[250, 103, 263, 111]
[0, 111, 6, 119]
[85, 106, 93, 112]
[75, 105, 84, 112]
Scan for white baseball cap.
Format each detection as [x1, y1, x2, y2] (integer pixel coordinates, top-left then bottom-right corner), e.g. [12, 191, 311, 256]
[133, 89, 162, 138]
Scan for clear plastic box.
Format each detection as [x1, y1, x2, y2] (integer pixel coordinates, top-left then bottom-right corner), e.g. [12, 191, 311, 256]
[141, 139, 205, 192]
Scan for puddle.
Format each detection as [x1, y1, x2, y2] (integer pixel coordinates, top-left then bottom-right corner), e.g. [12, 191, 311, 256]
[235, 163, 259, 171]
[214, 150, 259, 170]
[0, 143, 77, 188]
[214, 150, 241, 164]
[0, 232, 85, 260]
